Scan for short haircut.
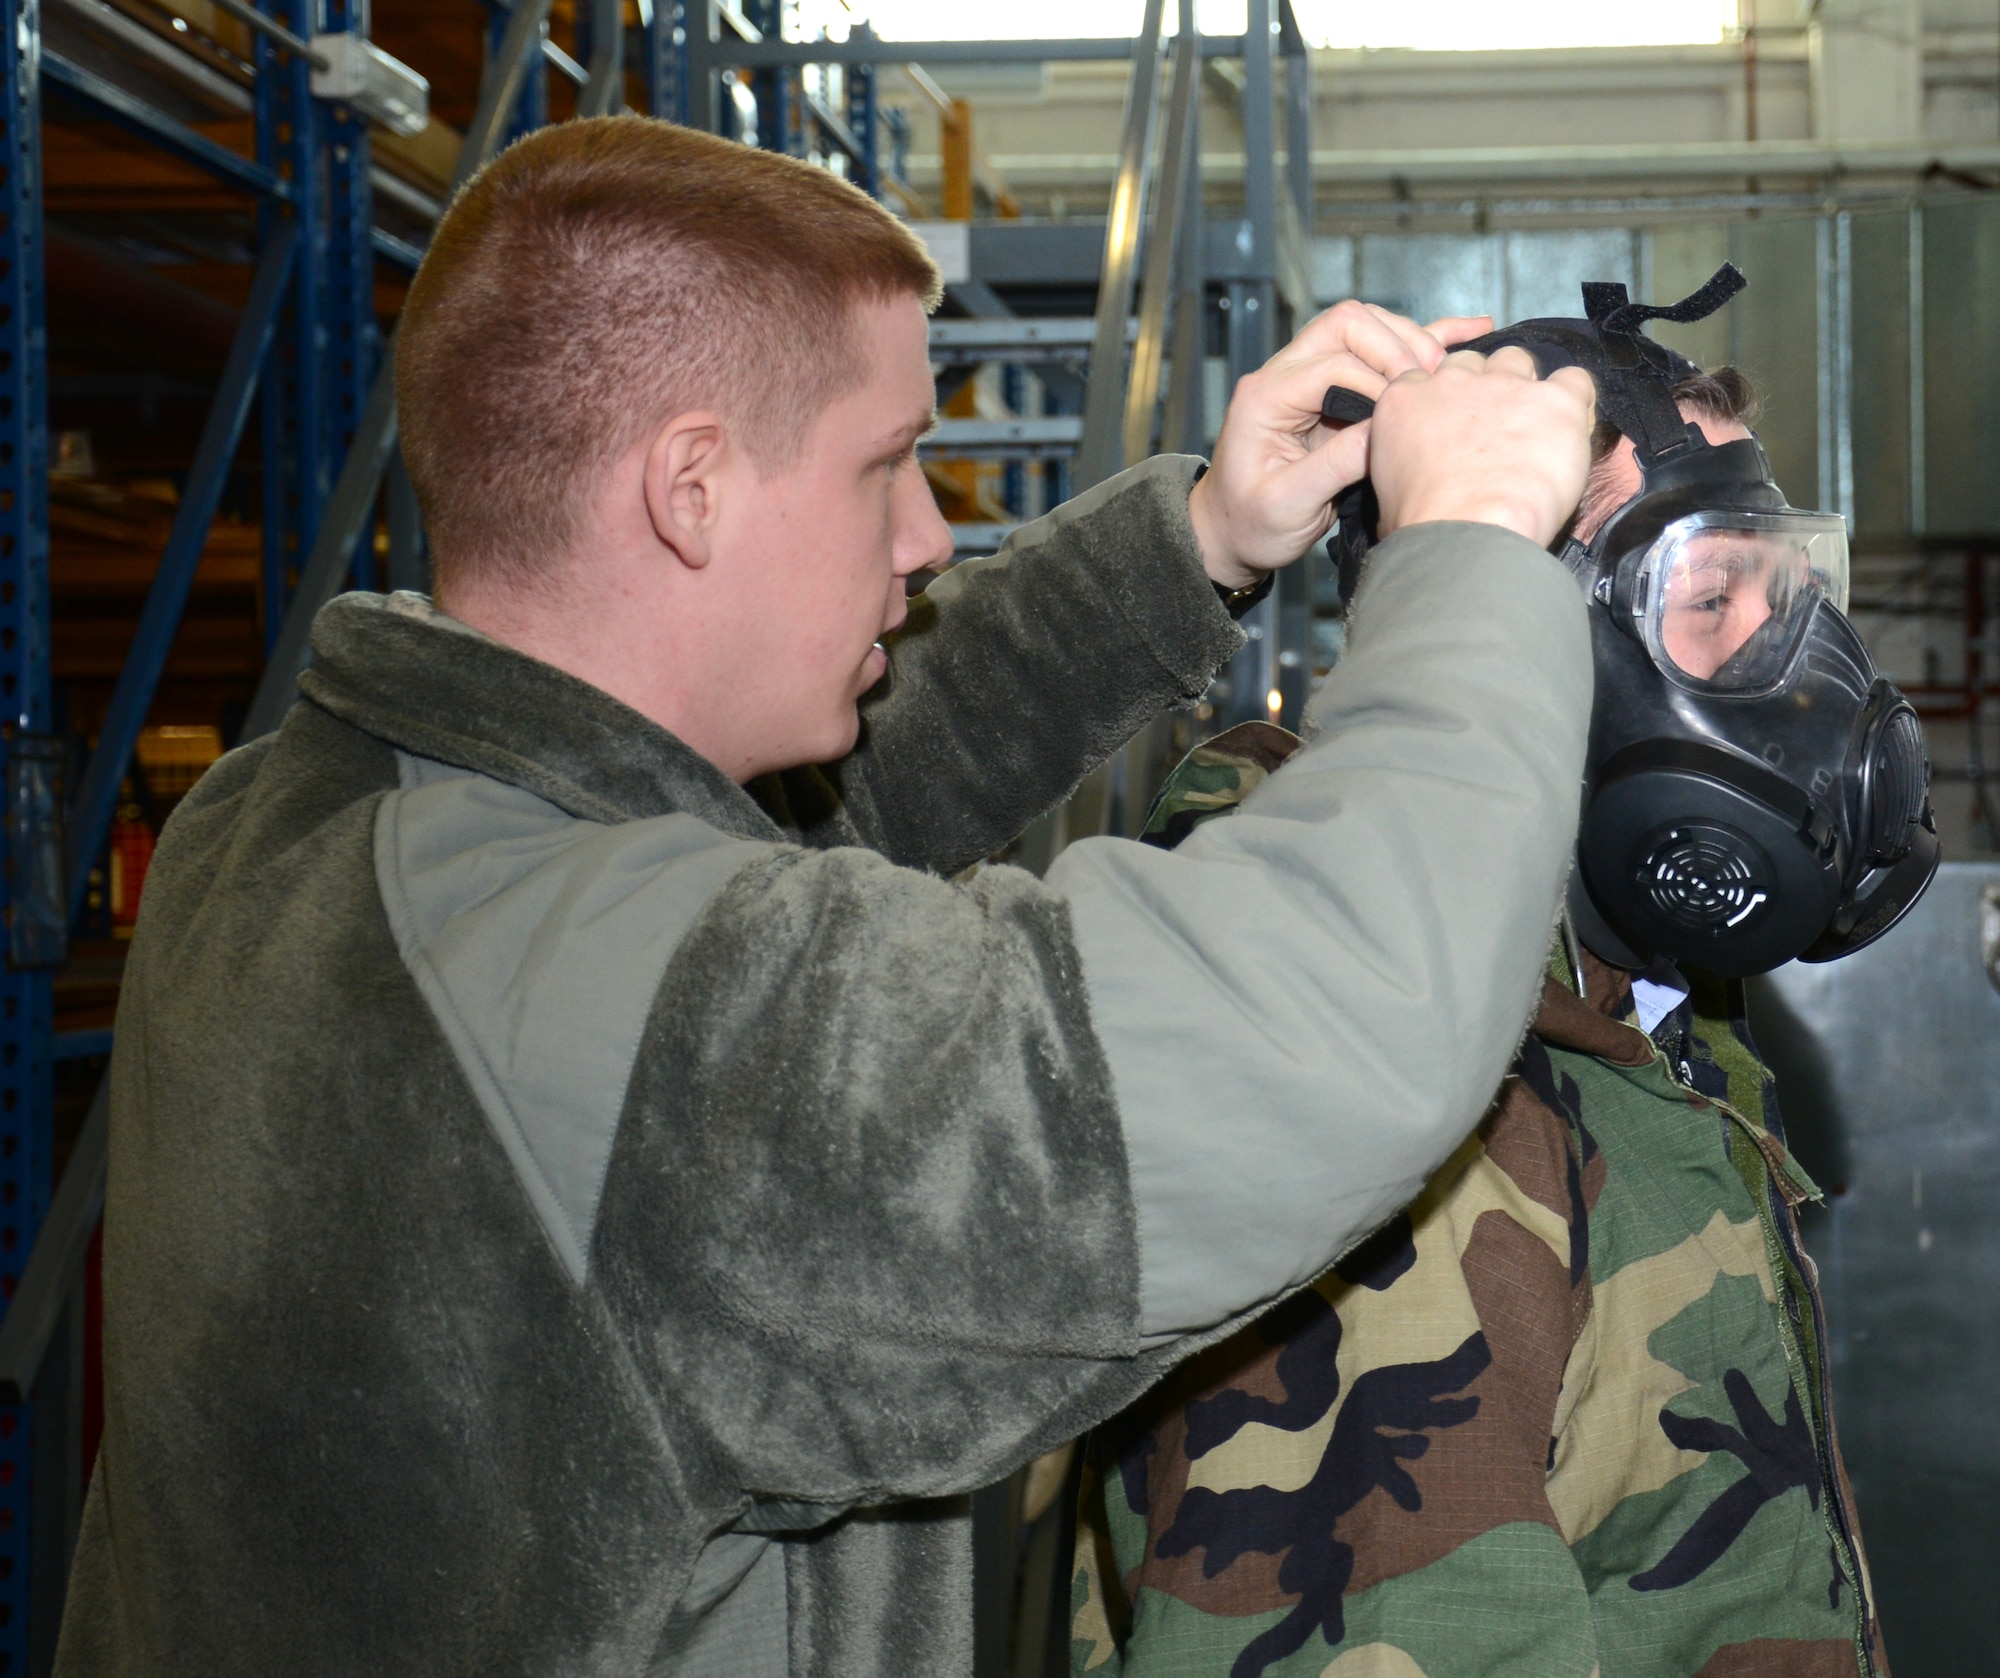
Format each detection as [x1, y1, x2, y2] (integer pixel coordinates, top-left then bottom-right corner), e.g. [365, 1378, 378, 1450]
[1588, 364, 1761, 464]
[396, 116, 943, 599]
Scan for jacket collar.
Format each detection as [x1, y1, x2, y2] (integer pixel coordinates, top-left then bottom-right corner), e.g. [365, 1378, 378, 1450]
[299, 592, 787, 841]
[1530, 976, 1656, 1067]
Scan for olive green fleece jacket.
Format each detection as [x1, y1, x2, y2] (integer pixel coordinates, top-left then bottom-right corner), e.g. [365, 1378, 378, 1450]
[54, 455, 1590, 1677]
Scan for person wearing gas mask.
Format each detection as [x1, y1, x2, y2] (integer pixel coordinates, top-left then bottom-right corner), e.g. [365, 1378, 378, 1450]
[1072, 270, 1931, 1678]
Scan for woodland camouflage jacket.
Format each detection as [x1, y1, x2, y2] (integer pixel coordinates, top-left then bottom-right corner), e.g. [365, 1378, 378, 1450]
[1072, 723, 1888, 1678]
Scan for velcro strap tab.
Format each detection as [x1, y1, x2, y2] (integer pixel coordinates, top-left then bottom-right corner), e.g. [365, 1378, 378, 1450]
[1598, 263, 1747, 337]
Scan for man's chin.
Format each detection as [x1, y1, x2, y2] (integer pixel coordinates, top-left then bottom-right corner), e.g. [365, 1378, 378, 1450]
[803, 708, 863, 770]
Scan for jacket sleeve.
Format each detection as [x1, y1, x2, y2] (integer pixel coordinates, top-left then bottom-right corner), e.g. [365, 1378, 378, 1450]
[590, 520, 1588, 1512]
[1047, 521, 1593, 1338]
[822, 455, 1245, 875]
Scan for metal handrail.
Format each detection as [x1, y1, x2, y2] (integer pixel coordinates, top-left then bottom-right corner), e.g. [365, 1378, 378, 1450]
[1123, 27, 1201, 469]
[1075, 0, 1168, 490]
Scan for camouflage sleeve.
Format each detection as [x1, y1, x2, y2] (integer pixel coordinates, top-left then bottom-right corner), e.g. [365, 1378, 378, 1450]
[1073, 1075, 1602, 1678]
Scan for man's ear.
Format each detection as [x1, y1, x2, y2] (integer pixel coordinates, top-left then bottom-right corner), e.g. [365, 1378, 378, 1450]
[642, 413, 729, 570]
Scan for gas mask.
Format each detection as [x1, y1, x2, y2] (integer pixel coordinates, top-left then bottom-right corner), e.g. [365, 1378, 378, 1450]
[1322, 266, 1938, 977]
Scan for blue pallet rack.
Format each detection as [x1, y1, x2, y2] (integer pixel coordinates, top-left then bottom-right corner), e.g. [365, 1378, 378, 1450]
[0, 0, 53, 1665]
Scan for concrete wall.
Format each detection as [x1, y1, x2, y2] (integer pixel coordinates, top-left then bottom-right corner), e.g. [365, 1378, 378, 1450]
[887, 27, 1999, 219]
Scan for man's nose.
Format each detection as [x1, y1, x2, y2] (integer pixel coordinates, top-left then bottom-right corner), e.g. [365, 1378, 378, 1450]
[893, 466, 956, 578]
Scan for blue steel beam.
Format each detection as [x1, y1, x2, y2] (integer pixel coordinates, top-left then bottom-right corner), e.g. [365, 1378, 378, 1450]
[843, 30, 878, 198]
[642, 0, 688, 121]
[242, 0, 554, 742]
[744, 0, 794, 157]
[0, 0, 54, 1667]
[65, 224, 299, 923]
[258, 3, 329, 652]
[42, 52, 291, 201]
[323, 0, 379, 594]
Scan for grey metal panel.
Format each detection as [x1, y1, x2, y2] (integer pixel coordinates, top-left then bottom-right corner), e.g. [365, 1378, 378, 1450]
[1329, 228, 1638, 331]
[1847, 206, 1913, 541]
[1923, 197, 2000, 539]
[1746, 861, 2000, 1678]
[966, 222, 1108, 286]
[1728, 214, 1823, 508]
[1310, 234, 1356, 305]
[1354, 232, 1503, 323]
[1500, 227, 1636, 326]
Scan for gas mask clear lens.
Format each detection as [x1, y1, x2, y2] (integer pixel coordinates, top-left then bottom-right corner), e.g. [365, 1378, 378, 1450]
[1632, 511, 1850, 695]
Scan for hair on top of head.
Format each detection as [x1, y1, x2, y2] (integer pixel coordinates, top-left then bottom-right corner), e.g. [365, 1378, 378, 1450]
[1573, 362, 1762, 542]
[1588, 363, 1761, 463]
[395, 115, 944, 601]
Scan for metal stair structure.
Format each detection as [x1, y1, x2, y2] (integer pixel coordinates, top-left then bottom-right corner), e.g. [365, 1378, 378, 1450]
[914, 0, 1322, 884]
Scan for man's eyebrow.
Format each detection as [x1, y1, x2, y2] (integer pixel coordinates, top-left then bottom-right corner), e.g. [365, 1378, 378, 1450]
[875, 410, 938, 458]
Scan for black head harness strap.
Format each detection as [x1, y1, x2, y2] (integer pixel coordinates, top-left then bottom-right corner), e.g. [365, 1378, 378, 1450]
[1317, 265, 1751, 603]
[1317, 264, 1749, 466]
[1571, 263, 1747, 464]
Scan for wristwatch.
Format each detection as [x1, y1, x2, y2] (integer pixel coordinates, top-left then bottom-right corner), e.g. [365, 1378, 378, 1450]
[1213, 572, 1276, 618]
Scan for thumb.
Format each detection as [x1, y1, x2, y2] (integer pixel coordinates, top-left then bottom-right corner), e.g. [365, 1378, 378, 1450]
[1271, 418, 1372, 529]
